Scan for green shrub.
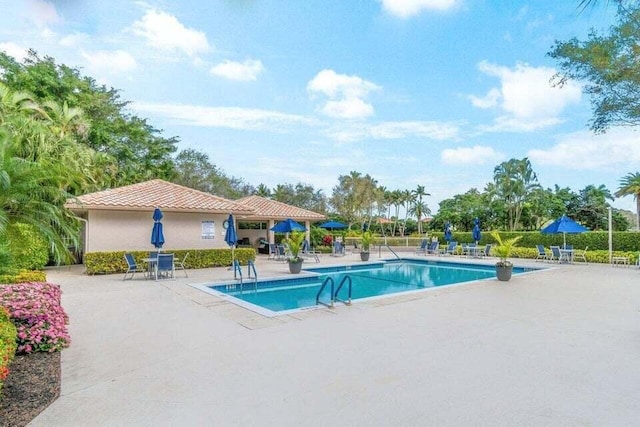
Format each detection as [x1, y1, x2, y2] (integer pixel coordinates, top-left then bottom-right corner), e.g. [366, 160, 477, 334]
[0, 270, 47, 284]
[0, 306, 17, 397]
[84, 248, 256, 275]
[5, 223, 49, 270]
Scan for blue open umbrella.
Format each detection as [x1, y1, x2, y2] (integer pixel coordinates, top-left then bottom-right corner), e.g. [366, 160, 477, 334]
[444, 221, 452, 242]
[472, 218, 481, 243]
[151, 208, 165, 249]
[270, 218, 306, 233]
[541, 215, 588, 247]
[318, 220, 347, 230]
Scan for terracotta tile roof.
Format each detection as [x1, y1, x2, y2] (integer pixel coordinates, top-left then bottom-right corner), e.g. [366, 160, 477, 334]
[66, 179, 255, 214]
[235, 195, 325, 220]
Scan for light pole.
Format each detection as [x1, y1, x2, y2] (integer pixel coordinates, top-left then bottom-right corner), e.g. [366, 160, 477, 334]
[608, 207, 612, 264]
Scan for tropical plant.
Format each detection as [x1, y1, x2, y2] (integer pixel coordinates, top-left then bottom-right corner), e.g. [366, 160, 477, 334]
[615, 172, 640, 229]
[490, 231, 522, 267]
[361, 231, 374, 252]
[492, 158, 541, 231]
[284, 231, 306, 263]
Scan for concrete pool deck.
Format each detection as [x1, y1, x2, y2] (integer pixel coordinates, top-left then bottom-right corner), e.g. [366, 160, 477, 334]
[31, 252, 640, 426]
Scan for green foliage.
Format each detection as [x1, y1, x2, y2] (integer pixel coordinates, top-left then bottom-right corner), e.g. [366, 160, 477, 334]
[0, 270, 47, 284]
[84, 248, 256, 275]
[490, 231, 522, 266]
[5, 223, 48, 269]
[361, 231, 374, 252]
[283, 231, 306, 262]
[0, 305, 17, 396]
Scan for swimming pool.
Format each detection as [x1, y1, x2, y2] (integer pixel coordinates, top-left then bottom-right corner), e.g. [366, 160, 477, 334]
[201, 259, 536, 316]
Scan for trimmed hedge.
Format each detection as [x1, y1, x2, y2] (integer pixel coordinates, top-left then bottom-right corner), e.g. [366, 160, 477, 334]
[0, 306, 17, 397]
[5, 223, 49, 270]
[0, 270, 47, 284]
[85, 248, 256, 275]
[428, 231, 640, 252]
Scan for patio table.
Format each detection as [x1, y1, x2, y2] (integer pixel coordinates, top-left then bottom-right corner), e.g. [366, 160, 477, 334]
[559, 249, 573, 263]
[142, 258, 158, 280]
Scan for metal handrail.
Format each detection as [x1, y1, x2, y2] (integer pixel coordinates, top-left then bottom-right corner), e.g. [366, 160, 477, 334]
[379, 244, 401, 260]
[333, 275, 352, 305]
[316, 276, 335, 308]
[247, 260, 258, 291]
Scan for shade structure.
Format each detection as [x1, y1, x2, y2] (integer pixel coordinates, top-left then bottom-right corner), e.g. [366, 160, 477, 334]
[318, 220, 347, 230]
[541, 215, 588, 246]
[224, 214, 237, 248]
[472, 218, 481, 243]
[444, 221, 452, 242]
[270, 218, 306, 233]
[150, 208, 165, 249]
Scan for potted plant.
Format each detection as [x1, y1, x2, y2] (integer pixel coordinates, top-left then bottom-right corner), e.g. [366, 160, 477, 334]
[490, 231, 522, 281]
[360, 231, 374, 261]
[284, 231, 306, 274]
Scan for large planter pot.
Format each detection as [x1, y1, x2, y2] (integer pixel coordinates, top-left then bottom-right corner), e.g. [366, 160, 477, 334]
[288, 259, 303, 274]
[360, 251, 370, 262]
[495, 263, 513, 281]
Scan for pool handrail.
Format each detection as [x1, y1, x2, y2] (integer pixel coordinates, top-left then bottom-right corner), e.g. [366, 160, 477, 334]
[316, 276, 335, 308]
[333, 275, 352, 306]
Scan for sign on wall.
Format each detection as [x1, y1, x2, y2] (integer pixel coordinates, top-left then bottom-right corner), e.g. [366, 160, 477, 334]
[201, 221, 215, 239]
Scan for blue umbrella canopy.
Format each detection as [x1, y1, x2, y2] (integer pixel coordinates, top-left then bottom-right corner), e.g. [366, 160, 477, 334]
[444, 221, 452, 242]
[150, 208, 165, 249]
[472, 218, 481, 243]
[270, 218, 306, 233]
[224, 214, 237, 247]
[541, 215, 588, 246]
[318, 220, 347, 230]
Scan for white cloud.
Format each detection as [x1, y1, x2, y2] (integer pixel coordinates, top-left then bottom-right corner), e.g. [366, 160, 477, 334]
[471, 61, 582, 132]
[381, 0, 458, 18]
[133, 102, 317, 131]
[0, 42, 29, 62]
[441, 145, 503, 165]
[325, 120, 460, 142]
[131, 9, 210, 57]
[528, 128, 640, 170]
[81, 50, 137, 74]
[308, 69, 380, 119]
[210, 59, 264, 81]
[26, 0, 62, 27]
[60, 32, 89, 47]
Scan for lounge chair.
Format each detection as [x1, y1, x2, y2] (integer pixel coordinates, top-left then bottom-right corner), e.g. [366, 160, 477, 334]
[267, 243, 278, 260]
[482, 244, 492, 257]
[123, 253, 146, 281]
[302, 240, 320, 263]
[156, 253, 174, 279]
[333, 241, 345, 256]
[415, 239, 428, 255]
[535, 245, 548, 262]
[174, 252, 189, 277]
[549, 246, 563, 263]
[573, 246, 588, 263]
[439, 241, 457, 256]
[426, 241, 439, 255]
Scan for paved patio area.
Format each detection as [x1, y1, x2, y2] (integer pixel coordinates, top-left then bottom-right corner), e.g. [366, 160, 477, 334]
[31, 252, 640, 426]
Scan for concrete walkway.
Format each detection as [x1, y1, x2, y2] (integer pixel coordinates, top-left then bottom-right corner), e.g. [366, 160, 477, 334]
[30, 253, 640, 426]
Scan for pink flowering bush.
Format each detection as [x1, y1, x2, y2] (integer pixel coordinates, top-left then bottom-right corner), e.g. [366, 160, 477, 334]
[0, 282, 70, 353]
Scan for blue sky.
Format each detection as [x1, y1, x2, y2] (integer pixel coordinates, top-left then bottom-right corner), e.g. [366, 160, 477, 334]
[2, 1, 638, 213]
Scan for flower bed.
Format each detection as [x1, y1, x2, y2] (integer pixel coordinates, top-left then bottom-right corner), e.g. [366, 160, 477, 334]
[0, 283, 70, 354]
[0, 306, 17, 396]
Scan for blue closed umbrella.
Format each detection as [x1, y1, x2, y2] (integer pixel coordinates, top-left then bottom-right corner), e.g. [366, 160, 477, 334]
[444, 221, 452, 242]
[472, 218, 481, 243]
[270, 218, 306, 233]
[224, 214, 238, 277]
[151, 208, 165, 249]
[541, 215, 588, 247]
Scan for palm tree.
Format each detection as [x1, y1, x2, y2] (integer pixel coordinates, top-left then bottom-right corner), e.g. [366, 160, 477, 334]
[615, 172, 640, 229]
[255, 183, 272, 198]
[412, 185, 431, 234]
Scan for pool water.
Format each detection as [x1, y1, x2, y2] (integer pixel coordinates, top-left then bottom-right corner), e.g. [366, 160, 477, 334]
[208, 260, 533, 314]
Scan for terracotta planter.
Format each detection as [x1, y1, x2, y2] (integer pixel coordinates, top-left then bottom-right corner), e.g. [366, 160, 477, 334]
[360, 251, 370, 262]
[495, 264, 513, 281]
[288, 259, 303, 274]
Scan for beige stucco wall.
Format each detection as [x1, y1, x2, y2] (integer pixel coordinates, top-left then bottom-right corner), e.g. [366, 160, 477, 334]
[86, 210, 231, 253]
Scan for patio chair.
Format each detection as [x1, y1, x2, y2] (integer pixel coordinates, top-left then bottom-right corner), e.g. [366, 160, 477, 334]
[482, 244, 492, 257]
[276, 244, 287, 261]
[535, 245, 548, 262]
[426, 241, 439, 255]
[333, 241, 345, 256]
[415, 239, 428, 255]
[439, 241, 457, 256]
[174, 252, 189, 277]
[573, 246, 588, 263]
[156, 253, 174, 279]
[549, 246, 562, 263]
[302, 240, 320, 263]
[123, 253, 146, 281]
[267, 243, 277, 260]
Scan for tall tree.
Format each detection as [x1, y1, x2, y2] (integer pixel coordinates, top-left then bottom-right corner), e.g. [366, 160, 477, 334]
[550, 3, 640, 132]
[615, 172, 640, 229]
[412, 185, 431, 234]
[492, 158, 541, 231]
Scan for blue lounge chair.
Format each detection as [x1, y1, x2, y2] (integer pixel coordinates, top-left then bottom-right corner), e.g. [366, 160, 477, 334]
[302, 240, 320, 263]
[535, 245, 548, 262]
[156, 253, 174, 279]
[415, 239, 428, 255]
[426, 241, 439, 255]
[439, 241, 457, 256]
